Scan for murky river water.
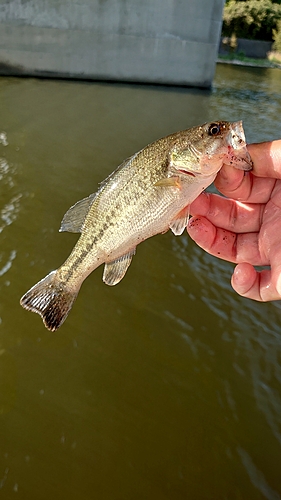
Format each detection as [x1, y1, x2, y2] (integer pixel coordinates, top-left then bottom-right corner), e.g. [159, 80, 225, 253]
[1, 63, 281, 499]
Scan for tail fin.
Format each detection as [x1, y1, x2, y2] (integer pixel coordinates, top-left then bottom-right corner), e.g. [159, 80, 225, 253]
[20, 271, 78, 331]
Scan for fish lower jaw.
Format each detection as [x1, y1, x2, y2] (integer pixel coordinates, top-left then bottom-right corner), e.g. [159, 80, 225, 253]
[224, 146, 253, 171]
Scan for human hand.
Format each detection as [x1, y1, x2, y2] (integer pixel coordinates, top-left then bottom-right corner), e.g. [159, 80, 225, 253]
[187, 140, 281, 301]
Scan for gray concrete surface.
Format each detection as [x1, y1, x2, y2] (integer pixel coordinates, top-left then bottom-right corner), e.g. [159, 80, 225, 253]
[0, 0, 224, 87]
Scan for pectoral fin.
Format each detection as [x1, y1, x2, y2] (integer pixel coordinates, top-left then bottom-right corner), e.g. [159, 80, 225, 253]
[60, 193, 97, 233]
[169, 206, 190, 236]
[103, 249, 136, 286]
[154, 177, 181, 189]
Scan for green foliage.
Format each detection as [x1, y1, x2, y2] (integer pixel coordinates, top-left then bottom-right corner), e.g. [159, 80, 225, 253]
[273, 19, 281, 50]
[222, 0, 281, 41]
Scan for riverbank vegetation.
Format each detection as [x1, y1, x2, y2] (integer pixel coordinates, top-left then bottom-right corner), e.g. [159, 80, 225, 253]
[221, 0, 281, 67]
[217, 52, 281, 68]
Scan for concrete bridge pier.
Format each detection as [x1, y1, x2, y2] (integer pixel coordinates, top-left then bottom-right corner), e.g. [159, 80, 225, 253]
[0, 0, 224, 87]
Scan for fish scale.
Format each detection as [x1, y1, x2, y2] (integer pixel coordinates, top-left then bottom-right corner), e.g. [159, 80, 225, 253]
[20, 121, 252, 331]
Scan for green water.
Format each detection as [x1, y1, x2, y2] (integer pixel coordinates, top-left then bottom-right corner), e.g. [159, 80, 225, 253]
[1, 64, 281, 499]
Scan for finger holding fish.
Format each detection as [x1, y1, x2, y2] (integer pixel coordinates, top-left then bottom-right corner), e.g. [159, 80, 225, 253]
[187, 216, 266, 266]
[189, 191, 264, 233]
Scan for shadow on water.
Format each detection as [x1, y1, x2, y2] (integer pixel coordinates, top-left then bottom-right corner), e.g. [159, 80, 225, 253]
[0, 66, 281, 499]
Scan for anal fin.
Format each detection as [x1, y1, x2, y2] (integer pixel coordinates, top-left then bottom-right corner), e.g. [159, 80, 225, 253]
[169, 206, 190, 236]
[103, 249, 136, 286]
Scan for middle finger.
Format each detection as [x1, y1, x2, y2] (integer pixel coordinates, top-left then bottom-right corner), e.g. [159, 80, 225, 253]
[189, 192, 264, 233]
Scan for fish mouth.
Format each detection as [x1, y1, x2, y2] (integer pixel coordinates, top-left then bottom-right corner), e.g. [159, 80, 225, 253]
[178, 169, 196, 177]
[226, 121, 253, 171]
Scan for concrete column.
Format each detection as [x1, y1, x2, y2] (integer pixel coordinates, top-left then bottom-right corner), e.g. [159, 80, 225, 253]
[0, 0, 224, 87]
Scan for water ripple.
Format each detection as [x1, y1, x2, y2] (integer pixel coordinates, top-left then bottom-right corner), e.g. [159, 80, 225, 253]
[237, 447, 281, 500]
[0, 250, 17, 277]
[172, 236, 281, 445]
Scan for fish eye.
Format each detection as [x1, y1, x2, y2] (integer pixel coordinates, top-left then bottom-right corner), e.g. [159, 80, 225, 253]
[208, 123, 221, 136]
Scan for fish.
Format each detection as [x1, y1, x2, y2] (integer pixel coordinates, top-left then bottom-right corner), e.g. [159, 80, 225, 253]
[20, 121, 252, 331]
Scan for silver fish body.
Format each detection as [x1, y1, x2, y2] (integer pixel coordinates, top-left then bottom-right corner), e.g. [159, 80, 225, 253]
[20, 121, 252, 331]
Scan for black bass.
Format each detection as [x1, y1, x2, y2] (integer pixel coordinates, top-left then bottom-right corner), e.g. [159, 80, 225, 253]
[20, 121, 252, 331]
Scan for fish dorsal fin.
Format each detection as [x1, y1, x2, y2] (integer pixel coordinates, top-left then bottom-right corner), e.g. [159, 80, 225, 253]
[103, 249, 136, 286]
[59, 193, 97, 233]
[169, 206, 190, 236]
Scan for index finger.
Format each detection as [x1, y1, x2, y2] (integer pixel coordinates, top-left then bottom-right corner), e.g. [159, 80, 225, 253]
[215, 140, 281, 201]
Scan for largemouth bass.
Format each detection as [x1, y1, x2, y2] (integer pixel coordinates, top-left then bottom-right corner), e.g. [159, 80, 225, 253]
[20, 121, 252, 331]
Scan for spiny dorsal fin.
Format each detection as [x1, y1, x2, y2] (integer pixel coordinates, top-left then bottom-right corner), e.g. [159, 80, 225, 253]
[169, 206, 190, 236]
[103, 249, 136, 286]
[59, 193, 97, 233]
